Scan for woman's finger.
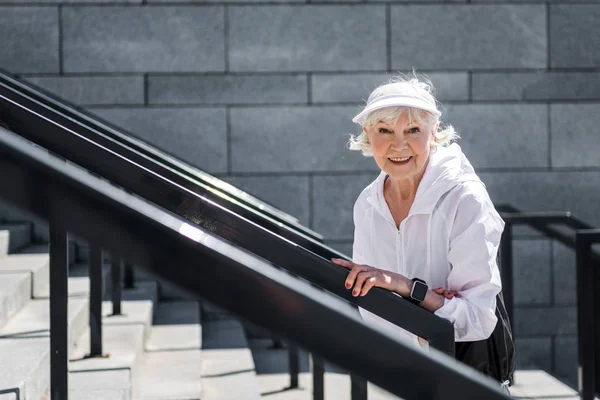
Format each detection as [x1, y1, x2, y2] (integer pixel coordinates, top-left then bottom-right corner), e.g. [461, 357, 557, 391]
[352, 270, 373, 296]
[345, 265, 366, 290]
[360, 276, 377, 297]
[433, 288, 451, 298]
[433, 287, 462, 299]
[331, 258, 354, 270]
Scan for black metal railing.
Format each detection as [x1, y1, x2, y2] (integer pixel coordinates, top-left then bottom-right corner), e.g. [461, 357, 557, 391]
[496, 204, 600, 400]
[0, 125, 510, 400]
[0, 71, 459, 398]
[496, 205, 595, 326]
[0, 70, 320, 243]
[575, 229, 600, 400]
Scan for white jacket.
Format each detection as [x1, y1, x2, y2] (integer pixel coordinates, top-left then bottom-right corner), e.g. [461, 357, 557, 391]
[352, 143, 504, 345]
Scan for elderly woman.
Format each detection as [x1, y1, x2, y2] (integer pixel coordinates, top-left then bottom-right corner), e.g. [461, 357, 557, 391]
[331, 75, 512, 392]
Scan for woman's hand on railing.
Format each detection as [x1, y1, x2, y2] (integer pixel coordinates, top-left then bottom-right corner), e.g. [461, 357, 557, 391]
[331, 258, 411, 298]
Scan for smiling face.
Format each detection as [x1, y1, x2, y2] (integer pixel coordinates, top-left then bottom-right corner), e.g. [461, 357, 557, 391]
[364, 108, 437, 182]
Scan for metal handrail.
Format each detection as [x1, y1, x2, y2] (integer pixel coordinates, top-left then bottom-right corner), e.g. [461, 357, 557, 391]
[575, 230, 600, 400]
[0, 126, 510, 400]
[496, 204, 600, 400]
[497, 205, 600, 320]
[0, 70, 320, 241]
[497, 209, 583, 324]
[0, 69, 319, 392]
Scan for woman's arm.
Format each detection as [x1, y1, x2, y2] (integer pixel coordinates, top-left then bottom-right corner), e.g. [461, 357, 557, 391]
[433, 186, 504, 341]
[331, 258, 448, 312]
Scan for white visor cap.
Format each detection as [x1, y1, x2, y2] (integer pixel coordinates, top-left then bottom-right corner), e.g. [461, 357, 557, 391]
[352, 94, 441, 125]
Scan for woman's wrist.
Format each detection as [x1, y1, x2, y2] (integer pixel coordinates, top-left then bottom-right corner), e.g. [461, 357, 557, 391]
[392, 274, 413, 297]
[392, 275, 446, 312]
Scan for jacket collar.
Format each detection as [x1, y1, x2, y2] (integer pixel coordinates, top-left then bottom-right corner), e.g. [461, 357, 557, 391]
[366, 144, 482, 221]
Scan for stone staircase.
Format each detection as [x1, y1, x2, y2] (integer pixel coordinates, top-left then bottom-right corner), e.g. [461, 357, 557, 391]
[0, 222, 262, 400]
[0, 220, 587, 400]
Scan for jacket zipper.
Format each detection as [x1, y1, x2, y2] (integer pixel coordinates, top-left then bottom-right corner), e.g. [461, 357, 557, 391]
[396, 221, 406, 273]
[396, 229, 401, 272]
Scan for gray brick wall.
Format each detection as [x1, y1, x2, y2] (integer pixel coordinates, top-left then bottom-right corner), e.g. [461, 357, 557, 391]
[2, 1, 599, 388]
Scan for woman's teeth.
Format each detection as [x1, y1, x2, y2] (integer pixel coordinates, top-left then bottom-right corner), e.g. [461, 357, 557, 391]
[389, 157, 411, 162]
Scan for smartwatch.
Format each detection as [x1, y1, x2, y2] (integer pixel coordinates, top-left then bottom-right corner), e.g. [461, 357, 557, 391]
[409, 278, 428, 305]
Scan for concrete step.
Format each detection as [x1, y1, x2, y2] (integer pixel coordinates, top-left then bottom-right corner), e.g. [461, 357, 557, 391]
[70, 370, 129, 400]
[200, 318, 261, 400]
[0, 230, 8, 259]
[18, 244, 49, 254]
[0, 337, 49, 400]
[35, 262, 112, 300]
[510, 370, 580, 399]
[0, 273, 31, 330]
[69, 292, 154, 400]
[133, 301, 202, 400]
[17, 242, 77, 267]
[127, 265, 190, 301]
[106, 281, 159, 308]
[0, 291, 89, 400]
[0, 223, 31, 254]
[0, 296, 89, 357]
[145, 301, 201, 352]
[0, 199, 49, 243]
[0, 253, 49, 298]
[70, 299, 154, 368]
[202, 300, 238, 322]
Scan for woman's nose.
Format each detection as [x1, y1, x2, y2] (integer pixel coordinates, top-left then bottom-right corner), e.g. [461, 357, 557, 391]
[394, 133, 408, 150]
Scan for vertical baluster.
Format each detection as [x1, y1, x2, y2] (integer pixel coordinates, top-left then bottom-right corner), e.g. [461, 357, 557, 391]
[124, 262, 135, 289]
[288, 344, 299, 388]
[50, 225, 69, 400]
[350, 374, 367, 400]
[89, 245, 103, 357]
[594, 254, 600, 400]
[312, 355, 324, 400]
[576, 233, 594, 400]
[111, 258, 122, 315]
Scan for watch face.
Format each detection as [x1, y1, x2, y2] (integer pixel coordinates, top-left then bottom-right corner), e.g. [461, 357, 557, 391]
[412, 281, 428, 302]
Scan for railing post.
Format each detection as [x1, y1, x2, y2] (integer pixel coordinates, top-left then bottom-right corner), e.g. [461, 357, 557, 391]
[312, 355, 324, 400]
[351, 374, 368, 400]
[576, 232, 595, 400]
[89, 245, 103, 357]
[123, 262, 135, 289]
[288, 343, 299, 388]
[270, 334, 283, 349]
[499, 222, 514, 326]
[595, 259, 600, 400]
[49, 224, 69, 400]
[111, 258, 122, 315]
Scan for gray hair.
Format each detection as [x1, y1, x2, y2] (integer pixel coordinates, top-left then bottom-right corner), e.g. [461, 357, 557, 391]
[349, 74, 459, 156]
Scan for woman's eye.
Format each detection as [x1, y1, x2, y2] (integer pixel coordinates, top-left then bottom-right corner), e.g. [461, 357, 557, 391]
[408, 127, 421, 135]
[378, 128, 391, 134]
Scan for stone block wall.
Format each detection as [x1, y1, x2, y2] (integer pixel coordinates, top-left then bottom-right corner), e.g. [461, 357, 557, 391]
[2, 0, 599, 387]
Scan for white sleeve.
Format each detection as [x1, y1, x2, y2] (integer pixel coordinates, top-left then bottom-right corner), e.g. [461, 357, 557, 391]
[351, 196, 369, 265]
[433, 186, 504, 342]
